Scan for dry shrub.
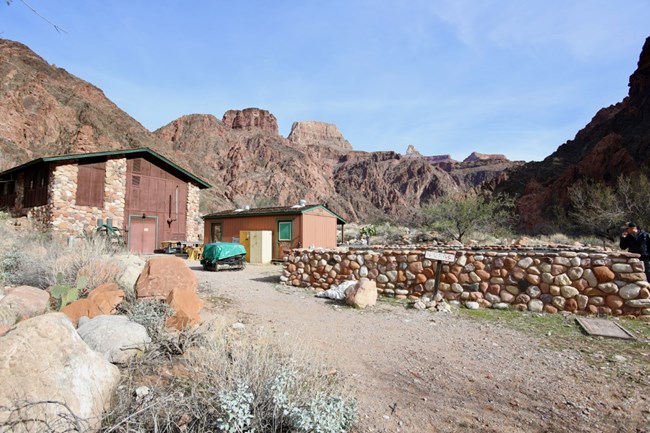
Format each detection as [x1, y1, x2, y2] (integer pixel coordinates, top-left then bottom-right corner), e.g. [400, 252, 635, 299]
[103, 321, 357, 433]
[0, 400, 90, 432]
[0, 223, 127, 291]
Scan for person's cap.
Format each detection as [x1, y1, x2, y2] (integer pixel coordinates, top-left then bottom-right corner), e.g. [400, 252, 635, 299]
[626, 222, 638, 228]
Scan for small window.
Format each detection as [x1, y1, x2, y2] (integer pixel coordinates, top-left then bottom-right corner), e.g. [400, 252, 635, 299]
[211, 223, 222, 242]
[132, 175, 141, 187]
[278, 221, 292, 241]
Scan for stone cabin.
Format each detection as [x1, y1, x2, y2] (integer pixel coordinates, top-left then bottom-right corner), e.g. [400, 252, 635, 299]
[202, 203, 346, 261]
[0, 147, 211, 253]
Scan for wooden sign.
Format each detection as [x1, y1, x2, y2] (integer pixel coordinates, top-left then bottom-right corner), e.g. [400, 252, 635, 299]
[424, 251, 456, 262]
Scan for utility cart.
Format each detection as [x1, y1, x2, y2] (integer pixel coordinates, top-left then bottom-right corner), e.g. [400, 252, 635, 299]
[200, 242, 247, 271]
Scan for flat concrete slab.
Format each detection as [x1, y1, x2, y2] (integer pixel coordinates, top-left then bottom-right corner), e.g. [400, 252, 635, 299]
[575, 317, 636, 340]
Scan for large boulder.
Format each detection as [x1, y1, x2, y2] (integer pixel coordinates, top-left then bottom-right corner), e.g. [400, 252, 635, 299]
[0, 285, 50, 320]
[114, 254, 146, 299]
[166, 286, 203, 330]
[345, 278, 378, 309]
[0, 305, 18, 336]
[135, 256, 197, 300]
[0, 313, 120, 431]
[77, 315, 151, 364]
[60, 282, 125, 326]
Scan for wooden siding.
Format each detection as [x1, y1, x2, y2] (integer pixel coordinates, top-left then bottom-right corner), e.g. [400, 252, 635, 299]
[23, 165, 48, 208]
[203, 214, 304, 260]
[76, 161, 106, 207]
[301, 207, 338, 249]
[0, 179, 16, 208]
[126, 157, 188, 249]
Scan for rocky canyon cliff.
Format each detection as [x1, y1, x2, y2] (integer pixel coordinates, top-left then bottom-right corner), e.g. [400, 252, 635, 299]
[495, 36, 650, 232]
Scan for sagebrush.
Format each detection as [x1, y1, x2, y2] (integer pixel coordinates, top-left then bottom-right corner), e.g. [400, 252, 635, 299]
[102, 322, 357, 432]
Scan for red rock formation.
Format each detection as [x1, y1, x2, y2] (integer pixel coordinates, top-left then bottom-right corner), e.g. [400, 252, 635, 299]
[0, 39, 164, 169]
[0, 37, 522, 224]
[463, 151, 508, 162]
[222, 108, 279, 134]
[288, 121, 352, 151]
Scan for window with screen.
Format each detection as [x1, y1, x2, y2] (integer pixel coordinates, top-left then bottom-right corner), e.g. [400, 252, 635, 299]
[278, 221, 292, 241]
[76, 162, 106, 207]
[211, 223, 222, 242]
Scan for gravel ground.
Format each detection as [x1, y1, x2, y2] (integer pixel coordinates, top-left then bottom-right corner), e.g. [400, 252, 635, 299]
[191, 262, 650, 433]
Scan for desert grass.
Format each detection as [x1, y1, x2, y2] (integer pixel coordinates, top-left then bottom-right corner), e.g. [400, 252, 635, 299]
[103, 318, 357, 432]
[0, 218, 127, 291]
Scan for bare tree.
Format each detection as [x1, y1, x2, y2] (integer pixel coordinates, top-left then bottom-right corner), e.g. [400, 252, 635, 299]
[421, 192, 515, 243]
[567, 173, 650, 241]
[567, 179, 623, 241]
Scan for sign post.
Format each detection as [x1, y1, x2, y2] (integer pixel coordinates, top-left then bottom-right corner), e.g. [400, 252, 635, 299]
[424, 251, 456, 296]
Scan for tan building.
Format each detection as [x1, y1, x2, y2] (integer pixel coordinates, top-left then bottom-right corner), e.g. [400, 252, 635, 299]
[0, 148, 210, 253]
[202, 204, 346, 260]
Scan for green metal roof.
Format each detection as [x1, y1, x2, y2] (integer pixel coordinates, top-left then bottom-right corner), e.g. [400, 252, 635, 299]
[203, 204, 347, 224]
[0, 147, 211, 189]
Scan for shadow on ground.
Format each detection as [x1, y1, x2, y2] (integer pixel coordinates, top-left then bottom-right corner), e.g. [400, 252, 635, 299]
[250, 275, 282, 283]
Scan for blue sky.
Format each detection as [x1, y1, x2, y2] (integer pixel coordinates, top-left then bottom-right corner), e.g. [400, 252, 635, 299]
[2, 1, 649, 161]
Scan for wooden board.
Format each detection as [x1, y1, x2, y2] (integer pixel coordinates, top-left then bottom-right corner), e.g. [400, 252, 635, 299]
[575, 318, 636, 340]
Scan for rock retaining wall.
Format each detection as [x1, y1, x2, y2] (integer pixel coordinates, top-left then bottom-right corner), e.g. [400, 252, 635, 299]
[283, 248, 650, 318]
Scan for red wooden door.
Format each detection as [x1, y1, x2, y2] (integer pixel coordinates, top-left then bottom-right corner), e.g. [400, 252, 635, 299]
[129, 217, 157, 254]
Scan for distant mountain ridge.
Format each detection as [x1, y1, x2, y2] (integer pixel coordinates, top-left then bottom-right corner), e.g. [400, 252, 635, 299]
[0, 38, 522, 223]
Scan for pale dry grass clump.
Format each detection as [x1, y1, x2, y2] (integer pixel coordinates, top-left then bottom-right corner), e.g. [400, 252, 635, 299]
[103, 319, 357, 433]
[0, 221, 127, 291]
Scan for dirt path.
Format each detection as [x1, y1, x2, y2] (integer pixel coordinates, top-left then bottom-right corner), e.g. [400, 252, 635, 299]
[191, 262, 650, 433]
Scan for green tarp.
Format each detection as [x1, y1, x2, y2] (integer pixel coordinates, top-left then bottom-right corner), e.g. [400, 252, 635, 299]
[201, 242, 247, 264]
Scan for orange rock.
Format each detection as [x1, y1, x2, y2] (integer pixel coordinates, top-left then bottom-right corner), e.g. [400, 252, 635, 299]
[61, 299, 94, 326]
[136, 256, 198, 300]
[61, 283, 125, 326]
[445, 273, 459, 284]
[605, 295, 624, 309]
[543, 305, 558, 314]
[166, 286, 203, 330]
[565, 298, 578, 312]
[592, 266, 615, 283]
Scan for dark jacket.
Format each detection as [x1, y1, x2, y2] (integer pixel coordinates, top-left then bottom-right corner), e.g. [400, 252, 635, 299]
[620, 230, 650, 258]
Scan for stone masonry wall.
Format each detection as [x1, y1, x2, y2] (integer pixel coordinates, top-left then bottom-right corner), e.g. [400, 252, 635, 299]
[50, 159, 127, 235]
[186, 183, 201, 241]
[283, 248, 650, 319]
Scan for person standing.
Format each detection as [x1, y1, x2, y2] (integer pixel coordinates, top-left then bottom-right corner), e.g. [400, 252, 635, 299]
[619, 222, 650, 281]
